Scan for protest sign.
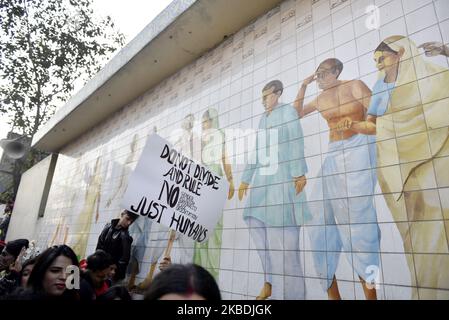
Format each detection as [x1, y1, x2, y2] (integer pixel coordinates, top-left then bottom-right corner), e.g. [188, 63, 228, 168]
[121, 134, 229, 243]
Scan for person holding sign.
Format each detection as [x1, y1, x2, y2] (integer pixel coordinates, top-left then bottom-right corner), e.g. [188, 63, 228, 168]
[193, 108, 235, 280]
[96, 210, 138, 282]
[238, 80, 311, 300]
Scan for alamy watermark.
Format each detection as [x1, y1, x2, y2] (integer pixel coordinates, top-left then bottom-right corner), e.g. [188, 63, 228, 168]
[365, 5, 380, 30]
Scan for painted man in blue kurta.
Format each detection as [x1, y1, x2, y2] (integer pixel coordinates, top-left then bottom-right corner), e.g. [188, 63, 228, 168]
[238, 80, 311, 300]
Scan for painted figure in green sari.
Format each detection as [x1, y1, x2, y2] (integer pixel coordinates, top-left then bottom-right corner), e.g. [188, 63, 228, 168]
[193, 108, 235, 280]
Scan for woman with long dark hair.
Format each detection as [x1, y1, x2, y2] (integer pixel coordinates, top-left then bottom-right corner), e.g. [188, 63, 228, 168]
[8, 245, 80, 300]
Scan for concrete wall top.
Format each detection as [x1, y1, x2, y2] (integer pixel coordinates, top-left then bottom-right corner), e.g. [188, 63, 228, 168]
[32, 0, 283, 152]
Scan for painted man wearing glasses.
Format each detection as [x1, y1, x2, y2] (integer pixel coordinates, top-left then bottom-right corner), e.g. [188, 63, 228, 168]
[294, 58, 380, 300]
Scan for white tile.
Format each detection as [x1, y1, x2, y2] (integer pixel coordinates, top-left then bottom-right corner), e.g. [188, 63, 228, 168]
[233, 228, 250, 249]
[356, 30, 380, 56]
[281, 66, 299, 88]
[315, 33, 334, 55]
[379, 0, 403, 27]
[313, 0, 332, 23]
[253, 66, 266, 85]
[384, 285, 413, 300]
[440, 19, 449, 45]
[298, 42, 316, 63]
[298, 26, 314, 47]
[353, 14, 371, 38]
[402, 0, 432, 15]
[314, 16, 333, 39]
[266, 58, 281, 79]
[332, 4, 353, 29]
[219, 269, 233, 292]
[334, 22, 355, 47]
[220, 249, 235, 270]
[335, 40, 358, 62]
[405, 3, 438, 35]
[282, 86, 298, 107]
[233, 249, 249, 271]
[357, 51, 377, 77]
[305, 278, 328, 299]
[379, 17, 407, 40]
[281, 19, 297, 40]
[434, 0, 449, 22]
[281, 50, 297, 72]
[340, 58, 360, 79]
[232, 271, 249, 295]
[375, 0, 390, 7]
[281, 36, 297, 55]
[351, 0, 375, 19]
[381, 253, 414, 286]
[339, 281, 357, 300]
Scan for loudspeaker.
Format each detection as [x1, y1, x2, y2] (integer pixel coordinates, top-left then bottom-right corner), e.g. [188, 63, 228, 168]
[0, 137, 28, 159]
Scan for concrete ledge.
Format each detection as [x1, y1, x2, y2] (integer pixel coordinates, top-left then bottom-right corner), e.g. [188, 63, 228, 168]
[32, 0, 282, 152]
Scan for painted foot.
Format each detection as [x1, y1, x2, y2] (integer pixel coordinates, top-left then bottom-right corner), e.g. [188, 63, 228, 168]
[256, 282, 272, 300]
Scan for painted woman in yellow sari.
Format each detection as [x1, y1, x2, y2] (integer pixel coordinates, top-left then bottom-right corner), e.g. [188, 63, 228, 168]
[70, 156, 103, 260]
[341, 35, 449, 298]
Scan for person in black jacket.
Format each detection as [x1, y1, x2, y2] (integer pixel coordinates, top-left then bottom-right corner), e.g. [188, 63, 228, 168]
[96, 210, 138, 282]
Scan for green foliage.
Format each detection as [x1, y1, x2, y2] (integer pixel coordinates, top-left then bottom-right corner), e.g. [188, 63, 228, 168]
[0, 0, 125, 136]
[0, 0, 125, 201]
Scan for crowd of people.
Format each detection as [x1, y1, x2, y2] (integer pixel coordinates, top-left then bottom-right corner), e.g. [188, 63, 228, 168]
[0, 208, 221, 301]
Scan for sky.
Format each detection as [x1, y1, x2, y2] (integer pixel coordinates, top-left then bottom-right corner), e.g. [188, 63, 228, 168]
[0, 0, 173, 151]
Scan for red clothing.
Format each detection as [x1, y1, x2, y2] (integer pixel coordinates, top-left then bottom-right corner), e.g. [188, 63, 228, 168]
[95, 281, 110, 297]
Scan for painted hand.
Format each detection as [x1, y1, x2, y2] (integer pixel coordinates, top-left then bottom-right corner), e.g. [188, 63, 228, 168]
[228, 180, 235, 199]
[294, 176, 307, 195]
[238, 183, 249, 201]
[336, 117, 353, 132]
[418, 42, 449, 57]
[303, 74, 317, 86]
[159, 256, 172, 271]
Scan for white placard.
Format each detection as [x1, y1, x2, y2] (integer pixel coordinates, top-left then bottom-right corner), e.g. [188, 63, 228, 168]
[121, 134, 229, 243]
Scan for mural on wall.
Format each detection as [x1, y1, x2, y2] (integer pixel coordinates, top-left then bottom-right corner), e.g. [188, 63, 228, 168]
[106, 133, 139, 208]
[49, 216, 69, 247]
[296, 58, 380, 300]
[166, 35, 449, 299]
[70, 156, 103, 260]
[193, 108, 235, 280]
[354, 35, 449, 299]
[37, 0, 449, 300]
[171, 115, 198, 265]
[238, 80, 310, 300]
[49, 157, 83, 247]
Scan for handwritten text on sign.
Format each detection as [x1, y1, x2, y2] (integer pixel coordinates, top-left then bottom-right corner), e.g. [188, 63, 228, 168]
[121, 134, 229, 243]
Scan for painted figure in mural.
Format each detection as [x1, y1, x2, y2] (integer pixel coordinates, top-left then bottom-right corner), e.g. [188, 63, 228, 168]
[238, 80, 310, 300]
[106, 134, 139, 208]
[193, 108, 235, 281]
[295, 59, 380, 300]
[340, 36, 449, 299]
[170, 114, 199, 265]
[71, 156, 103, 261]
[96, 209, 138, 282]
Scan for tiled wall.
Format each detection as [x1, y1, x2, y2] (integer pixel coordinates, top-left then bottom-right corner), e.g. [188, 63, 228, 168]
[36, 0, 449, 299]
